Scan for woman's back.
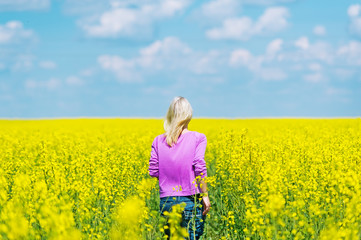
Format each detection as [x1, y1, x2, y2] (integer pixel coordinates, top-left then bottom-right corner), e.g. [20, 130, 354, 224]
[148, 96, 210, 240]
[149, 130, 207, 198]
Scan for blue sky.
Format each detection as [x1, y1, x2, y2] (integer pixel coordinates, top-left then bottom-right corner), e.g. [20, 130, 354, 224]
[0, 0, 360, 118]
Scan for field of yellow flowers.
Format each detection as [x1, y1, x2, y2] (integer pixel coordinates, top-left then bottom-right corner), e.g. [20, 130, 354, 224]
[0, 118, 360, 239]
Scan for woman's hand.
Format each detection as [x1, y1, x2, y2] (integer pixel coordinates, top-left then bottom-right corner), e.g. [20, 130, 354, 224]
[202, 195, 211, 216]
[199, 178, 210, 215]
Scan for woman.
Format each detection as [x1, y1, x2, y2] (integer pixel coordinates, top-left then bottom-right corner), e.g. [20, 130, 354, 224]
[149, 96, 211, 240]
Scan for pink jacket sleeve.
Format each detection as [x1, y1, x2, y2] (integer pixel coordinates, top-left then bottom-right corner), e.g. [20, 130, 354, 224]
[193, 133, 207, 178]
[149, 137, 159, 178]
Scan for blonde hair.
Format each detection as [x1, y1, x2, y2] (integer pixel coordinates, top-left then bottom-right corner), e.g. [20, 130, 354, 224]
[164, 96, 193, 147]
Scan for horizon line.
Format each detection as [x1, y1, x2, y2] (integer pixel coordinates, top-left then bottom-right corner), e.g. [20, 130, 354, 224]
[0, 116, 360, 120]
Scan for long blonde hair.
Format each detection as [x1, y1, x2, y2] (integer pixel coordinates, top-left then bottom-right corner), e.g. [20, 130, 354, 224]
[164, 96, 193, 147]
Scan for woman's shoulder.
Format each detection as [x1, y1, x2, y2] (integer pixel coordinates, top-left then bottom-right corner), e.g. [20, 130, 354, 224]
[187, 131, 206, 143]
[153, 131, 206, 141]
[192, 131, 206, 137]
[154, 133, 165, 141]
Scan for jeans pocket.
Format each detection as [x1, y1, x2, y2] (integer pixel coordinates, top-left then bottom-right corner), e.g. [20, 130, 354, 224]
[183, 207, 202, 220]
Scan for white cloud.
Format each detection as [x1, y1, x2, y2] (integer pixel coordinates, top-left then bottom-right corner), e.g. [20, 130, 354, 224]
[138, 37, 227, 76]
[313, 25, 326, 36]
[325, 87, 350, 96]
[229, 46, 276, 71]
[337, 41, 361, 65]
[97, 55, 141, 82]
[45, 78, 61, 90]
[78, 0, 191, 38]
[200, 0, 241, 21]
[11, 55, 35, 72]
[138, 36, 191, 70]
[226, 37, 360, 83]
[243, 0, 295, 5]
[158, 0, 188, 16]
[294, 36, 309, 50]
[65, 0, 190, 16]
[284, 39, 334, 64]
[348, 4, 361, 17]
[39, 60, 56, 69]
[228, 36, 349, 82]
[80, 8, 144, 37]
[0, 0, 49, 11]
[95, 36, 344, 83]
[25, 76, 85, 90]
[0, 21, 35, 44]
[348, 4, 361, 36]
[94, 36, 359, 86]
[191, 50, 224, 74]
[306, 42, 334, 63]
[253, 7, 290, 34]
[266, 38, 283, 56]
[303, 72, 325, 83]
[97, 37, 194, 81]
[229, 49, 254, 67]
[206, 7, 289, 40]
[206, 17, 253, 40]
[229, 47, 286, 80]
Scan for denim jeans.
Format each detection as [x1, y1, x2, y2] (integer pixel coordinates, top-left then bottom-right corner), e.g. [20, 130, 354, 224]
[159, 195, 206, 240]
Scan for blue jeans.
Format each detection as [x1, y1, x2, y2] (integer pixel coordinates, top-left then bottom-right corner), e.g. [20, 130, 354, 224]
[159, 195, 206, 240]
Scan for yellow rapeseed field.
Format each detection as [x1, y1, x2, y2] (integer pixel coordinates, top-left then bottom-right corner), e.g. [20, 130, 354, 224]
[0, 118, 360, 239]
